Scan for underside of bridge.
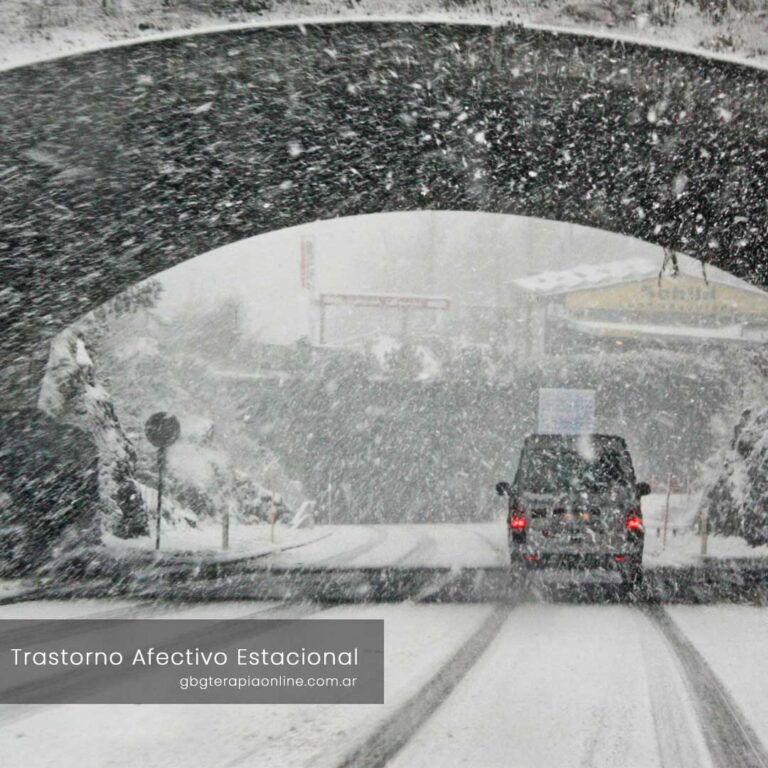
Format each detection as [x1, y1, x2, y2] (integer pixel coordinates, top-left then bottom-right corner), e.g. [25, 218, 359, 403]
[1, 21, 767, 406]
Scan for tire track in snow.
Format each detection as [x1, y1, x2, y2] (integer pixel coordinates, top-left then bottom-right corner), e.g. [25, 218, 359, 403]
[333, 602, 514, 768]
[295, 526, 389, 567]
[403, 528, 507, 602]
[635, 607, 714, 768]
[390, 529, 439, 567]
[390, 529, 467, 600]
[471, 528, 508, 563]
[644, 605, 768, 768]
[247, 530, 335, 558]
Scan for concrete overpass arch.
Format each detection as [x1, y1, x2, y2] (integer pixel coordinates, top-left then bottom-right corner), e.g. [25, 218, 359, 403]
[2, 18, 768, 404]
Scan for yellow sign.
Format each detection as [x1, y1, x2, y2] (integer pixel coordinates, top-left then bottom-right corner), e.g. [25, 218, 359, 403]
[564, 277, 768, 318]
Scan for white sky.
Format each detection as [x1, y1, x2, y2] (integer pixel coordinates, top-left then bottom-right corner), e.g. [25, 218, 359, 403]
[155, 211, 664, 344]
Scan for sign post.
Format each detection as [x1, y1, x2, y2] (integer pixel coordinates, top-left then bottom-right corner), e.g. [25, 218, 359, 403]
[222, 500, 230, 551]
[314, 293, 451, 346]
[270, 493, 282, 544]
[144, 412, 180, 552]
[662, 473, 672, 550]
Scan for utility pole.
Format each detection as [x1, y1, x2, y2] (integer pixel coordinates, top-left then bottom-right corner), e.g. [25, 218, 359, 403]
[222, 500, 230, 550]
[270, 493, 281, 543]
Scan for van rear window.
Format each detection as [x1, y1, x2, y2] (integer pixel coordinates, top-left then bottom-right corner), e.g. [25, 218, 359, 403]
[519, 443, 634, 494]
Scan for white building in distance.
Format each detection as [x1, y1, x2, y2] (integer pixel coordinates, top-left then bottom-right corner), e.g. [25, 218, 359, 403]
[507, 254, 768, 358]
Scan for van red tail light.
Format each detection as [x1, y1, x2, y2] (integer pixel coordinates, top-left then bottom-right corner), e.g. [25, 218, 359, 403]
[510, 515, 528, 531]
[626, 514, 644, 532]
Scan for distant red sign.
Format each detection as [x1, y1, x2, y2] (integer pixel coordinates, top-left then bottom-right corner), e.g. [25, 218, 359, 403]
[319, 293, 451, 310]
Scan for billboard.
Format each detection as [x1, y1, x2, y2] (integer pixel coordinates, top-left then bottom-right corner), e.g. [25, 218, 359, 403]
[538, 388, 595, 434]
[564, 277, 768, 318]
[318, 293, 451, 310]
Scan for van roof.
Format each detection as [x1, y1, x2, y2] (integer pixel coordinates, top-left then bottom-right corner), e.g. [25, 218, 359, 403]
[524, 434, 628, 449]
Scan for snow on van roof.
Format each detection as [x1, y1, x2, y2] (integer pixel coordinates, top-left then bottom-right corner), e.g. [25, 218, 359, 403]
[510, 254, 765, 297]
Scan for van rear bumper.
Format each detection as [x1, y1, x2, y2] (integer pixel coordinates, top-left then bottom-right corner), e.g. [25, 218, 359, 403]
[510, 551, 642, 570]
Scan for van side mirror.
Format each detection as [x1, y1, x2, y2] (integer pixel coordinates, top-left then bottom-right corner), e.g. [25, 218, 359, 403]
[636, 481, 651, 497]
[495, 481, 512, 497]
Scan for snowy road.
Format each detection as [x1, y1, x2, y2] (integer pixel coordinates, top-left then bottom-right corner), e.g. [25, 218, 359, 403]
[665, 606, 768, 762]
[1, 598, 768, 768]
[12, 515, 766, 607]
[100, 495, 768, 575]
[268, 523, 506, 569]
[390, 604, 713, 768]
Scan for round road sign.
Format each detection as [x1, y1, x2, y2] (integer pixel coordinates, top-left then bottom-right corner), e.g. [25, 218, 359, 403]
[144, 412, 180, 449]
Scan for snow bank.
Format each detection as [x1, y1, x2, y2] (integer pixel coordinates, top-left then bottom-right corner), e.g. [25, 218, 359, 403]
[643, 491, 768, 564]
[0, 579, 31, 601]
[103, 516, 329, 561]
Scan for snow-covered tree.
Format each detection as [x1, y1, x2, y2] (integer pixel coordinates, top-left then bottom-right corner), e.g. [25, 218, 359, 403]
[699, 405, 768, 546]
[38, 330, 147, 538]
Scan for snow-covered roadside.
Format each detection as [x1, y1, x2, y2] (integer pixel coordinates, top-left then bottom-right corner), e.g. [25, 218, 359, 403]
[0, 579, 33, 602]
[103, 517, 331, 563]
[2, 1, 768, 72]
[642, 493, 768, 567]
[645, 529, 768, 566]
[101, 520, 503, 568]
